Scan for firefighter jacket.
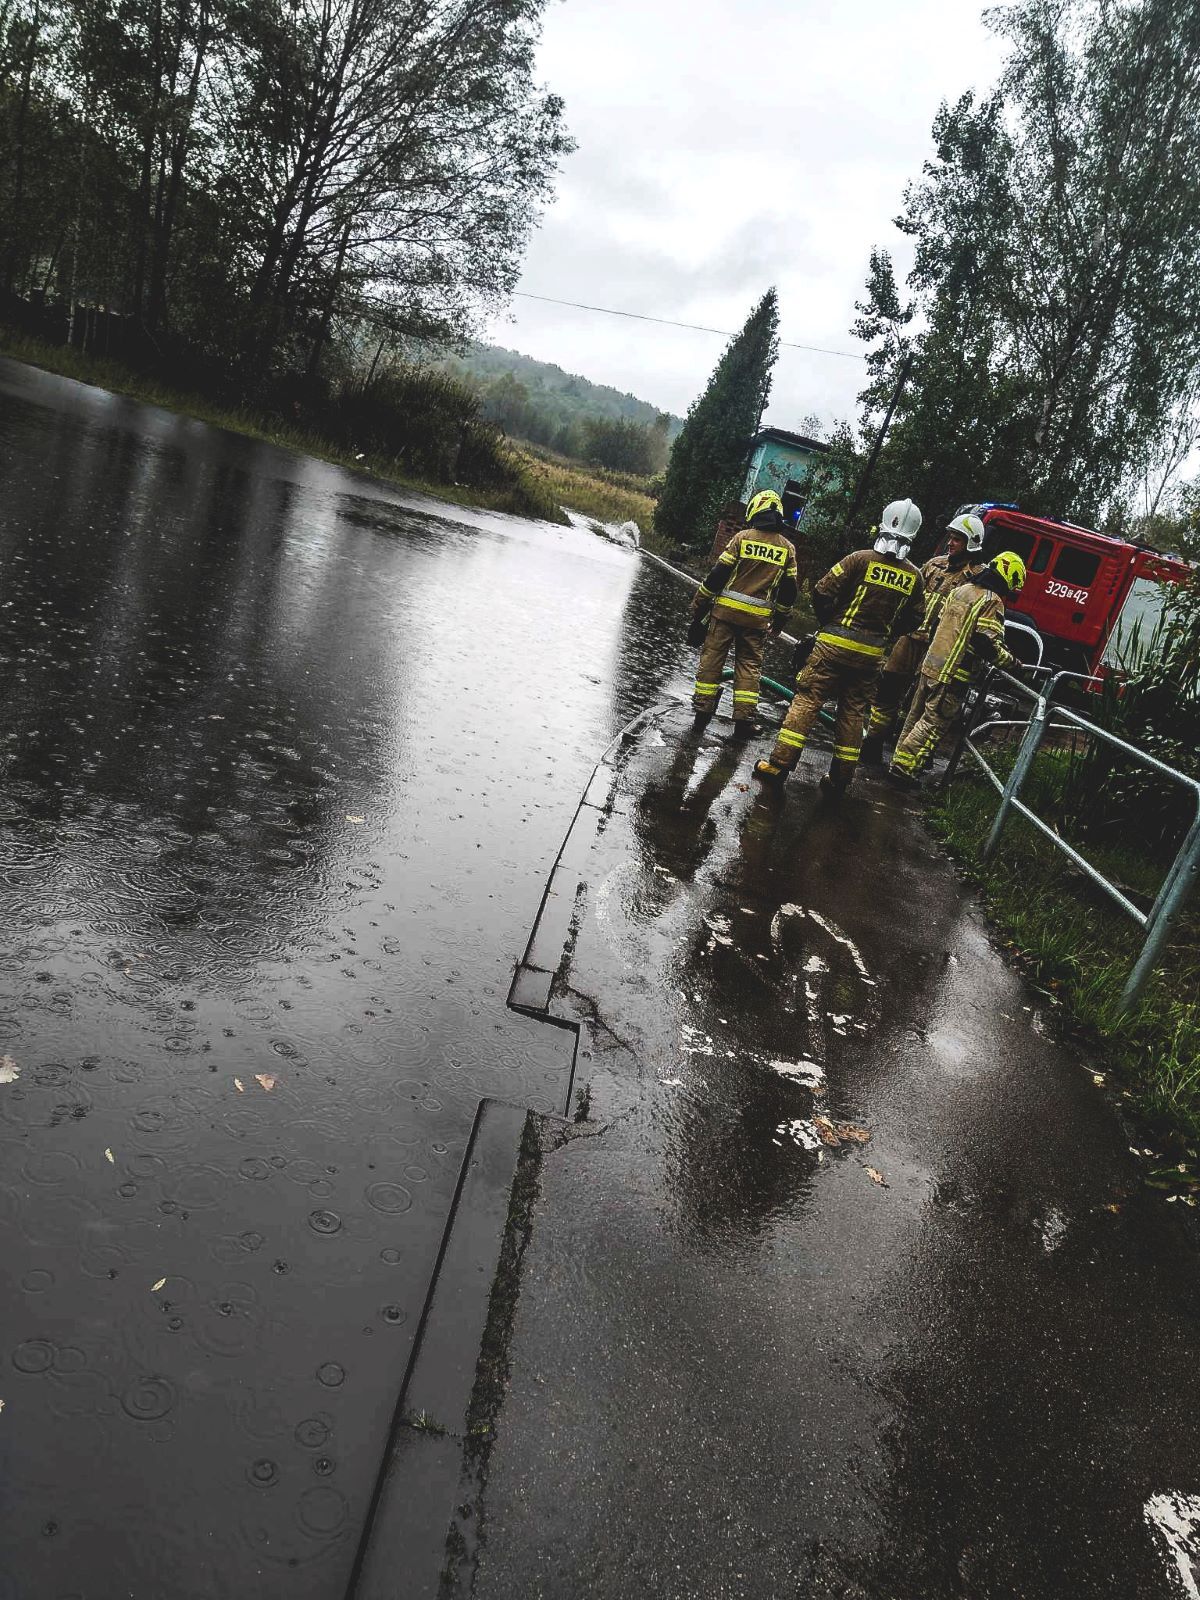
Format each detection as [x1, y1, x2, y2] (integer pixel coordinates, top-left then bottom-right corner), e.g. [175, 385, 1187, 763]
[696, 525, 799, 629]
[913, 553, 986, 639]
[810, 548, 925, 661]
[920, 569, 1013, 684]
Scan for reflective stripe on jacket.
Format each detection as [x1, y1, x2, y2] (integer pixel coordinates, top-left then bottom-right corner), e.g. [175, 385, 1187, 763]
[921, 580, 1011, 683]
[697, 527, 799, 625]
[914, 554, 986, 636]
[811, 549, 925, 659]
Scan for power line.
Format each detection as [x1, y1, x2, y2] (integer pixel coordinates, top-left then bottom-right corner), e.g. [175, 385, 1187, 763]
[510, 290, 867, 361]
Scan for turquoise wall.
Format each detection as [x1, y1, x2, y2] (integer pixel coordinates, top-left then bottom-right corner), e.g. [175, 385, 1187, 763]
[742, 438, 827, 504]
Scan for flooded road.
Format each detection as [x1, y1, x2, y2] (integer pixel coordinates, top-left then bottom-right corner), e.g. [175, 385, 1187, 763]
[475, 703, 1200, 1600]
[0, 358, 694, 1598]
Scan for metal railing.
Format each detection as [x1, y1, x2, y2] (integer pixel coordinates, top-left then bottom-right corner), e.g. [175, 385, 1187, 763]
[946, 668, 1200, 1009]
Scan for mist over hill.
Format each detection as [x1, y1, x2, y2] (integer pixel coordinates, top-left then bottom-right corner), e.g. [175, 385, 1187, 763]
[434, 342, 683, 474]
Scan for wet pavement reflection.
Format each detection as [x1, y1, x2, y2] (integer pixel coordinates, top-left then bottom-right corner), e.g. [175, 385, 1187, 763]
[476, 702, 1200, 1600]
[0, 358, 696, 1598]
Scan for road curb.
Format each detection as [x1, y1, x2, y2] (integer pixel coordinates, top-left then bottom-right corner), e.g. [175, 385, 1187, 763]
[507, 701, 664, 1050]
[347, 1098, 538, 1600]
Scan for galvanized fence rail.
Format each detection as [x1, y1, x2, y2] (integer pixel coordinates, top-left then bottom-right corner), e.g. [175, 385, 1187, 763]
[945, 669, 1200, 1009]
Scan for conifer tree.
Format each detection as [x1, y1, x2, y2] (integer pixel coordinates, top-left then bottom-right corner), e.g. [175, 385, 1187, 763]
[654, 289, 780, 551]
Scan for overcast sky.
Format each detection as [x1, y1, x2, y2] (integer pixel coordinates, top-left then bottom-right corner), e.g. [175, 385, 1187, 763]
[481, 0, 1009, 432]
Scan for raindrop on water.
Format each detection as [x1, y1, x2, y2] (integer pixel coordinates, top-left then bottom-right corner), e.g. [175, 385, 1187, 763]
[295, 1417, 330, 1448]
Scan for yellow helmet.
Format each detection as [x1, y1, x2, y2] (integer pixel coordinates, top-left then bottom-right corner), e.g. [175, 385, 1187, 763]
[745, 489, 784, 523]
[990, 550, 1027, 593]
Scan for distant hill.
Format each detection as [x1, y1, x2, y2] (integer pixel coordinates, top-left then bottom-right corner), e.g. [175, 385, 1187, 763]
[429, 342, 682, 475]
[440, 342, 684, 436]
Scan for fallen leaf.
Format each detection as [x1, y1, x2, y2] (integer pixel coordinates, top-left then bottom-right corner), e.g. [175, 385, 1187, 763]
[151, 1278, 167, 1292]
[836, 1124, 871, 1145]
[346, 814, 365, 824]
[812, 1115, 871, 1148]
[104, 1148, 115, 1164]
[1103, 1202, 1121, 1214]
[254, 1074, 276, 1092]
[0, 1055, 18, 1085]
[864, 1166, 887, 1186]
[233, 1077, 245, 1093]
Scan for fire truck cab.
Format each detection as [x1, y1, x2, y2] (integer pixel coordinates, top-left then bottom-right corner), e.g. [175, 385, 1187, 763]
[952, 503, 1193, 678]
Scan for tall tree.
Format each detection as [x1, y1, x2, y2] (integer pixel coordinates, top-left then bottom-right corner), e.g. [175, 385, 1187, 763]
[857, 0, 1200, 528]
[210, 0, 570, 373]
[654, 288, 779, 552]
[0, 0, 570, 384]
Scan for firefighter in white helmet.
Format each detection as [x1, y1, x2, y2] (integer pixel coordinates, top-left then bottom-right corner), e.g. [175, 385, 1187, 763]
[753, 499, 926, 793]
[888, 549, 1026, 787]
[860, 512, 987, 766]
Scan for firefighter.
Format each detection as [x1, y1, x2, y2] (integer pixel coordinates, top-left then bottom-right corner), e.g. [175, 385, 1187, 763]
[860, 512, 987, 766]
[752, 499, 926, 793]
[690, 489, 799, 739]
[888, 550, 1026, 787]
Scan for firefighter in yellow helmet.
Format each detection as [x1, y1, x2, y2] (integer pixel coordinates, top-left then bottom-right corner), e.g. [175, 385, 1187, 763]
[860, 512, 987, 766]
[752, 498, 926, 793]
[689, 489, 799, 740]
[888, 550, 1026, 787]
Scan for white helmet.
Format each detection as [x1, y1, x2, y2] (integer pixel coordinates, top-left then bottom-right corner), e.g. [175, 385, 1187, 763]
[874, 497, 922, 557]
[945, 513, 985, 553]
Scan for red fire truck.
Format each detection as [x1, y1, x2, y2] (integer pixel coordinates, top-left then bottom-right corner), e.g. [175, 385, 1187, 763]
[954, 503, 1194, 678]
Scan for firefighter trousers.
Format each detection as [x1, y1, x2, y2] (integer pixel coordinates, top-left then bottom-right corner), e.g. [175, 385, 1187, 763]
[866, 633, 926, 740]
[767, 640, 878, 778]
[891, 676, 965, 776]
[693, 617, 766, 721]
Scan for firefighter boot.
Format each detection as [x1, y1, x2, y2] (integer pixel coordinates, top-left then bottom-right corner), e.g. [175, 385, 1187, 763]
[859, 731, 886, 768]
[819, 762, 853, 798]
[690, 712, 713, 735]
[752, 759, 787, 785]
[732, 718, 764, 742]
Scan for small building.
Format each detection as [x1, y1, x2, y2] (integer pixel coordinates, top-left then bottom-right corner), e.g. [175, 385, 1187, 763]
[742, 428, 831, 525]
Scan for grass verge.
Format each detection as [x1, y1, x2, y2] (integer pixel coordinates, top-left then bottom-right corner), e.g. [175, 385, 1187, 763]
[514, 444, 658, 535]
[0, 328, 567, 525]
[928, 766, 1200, 1193]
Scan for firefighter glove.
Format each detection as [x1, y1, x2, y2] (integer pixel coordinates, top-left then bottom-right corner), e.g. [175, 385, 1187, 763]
[792, 633, 816, 677]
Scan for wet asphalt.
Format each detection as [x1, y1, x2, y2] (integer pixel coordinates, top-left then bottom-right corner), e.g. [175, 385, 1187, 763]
[4, 357, 1198, 1600]
[472, 703, 1200, 1600]
[0, 358, 698, 1598]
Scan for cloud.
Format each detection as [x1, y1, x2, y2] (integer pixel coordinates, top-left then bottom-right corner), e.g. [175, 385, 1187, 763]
[485, 0, 1008, 429]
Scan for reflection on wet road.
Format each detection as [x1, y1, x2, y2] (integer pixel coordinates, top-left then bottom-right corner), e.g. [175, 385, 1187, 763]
[477, 703, 1200, 1600]
[0, 358, 694, 1597]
